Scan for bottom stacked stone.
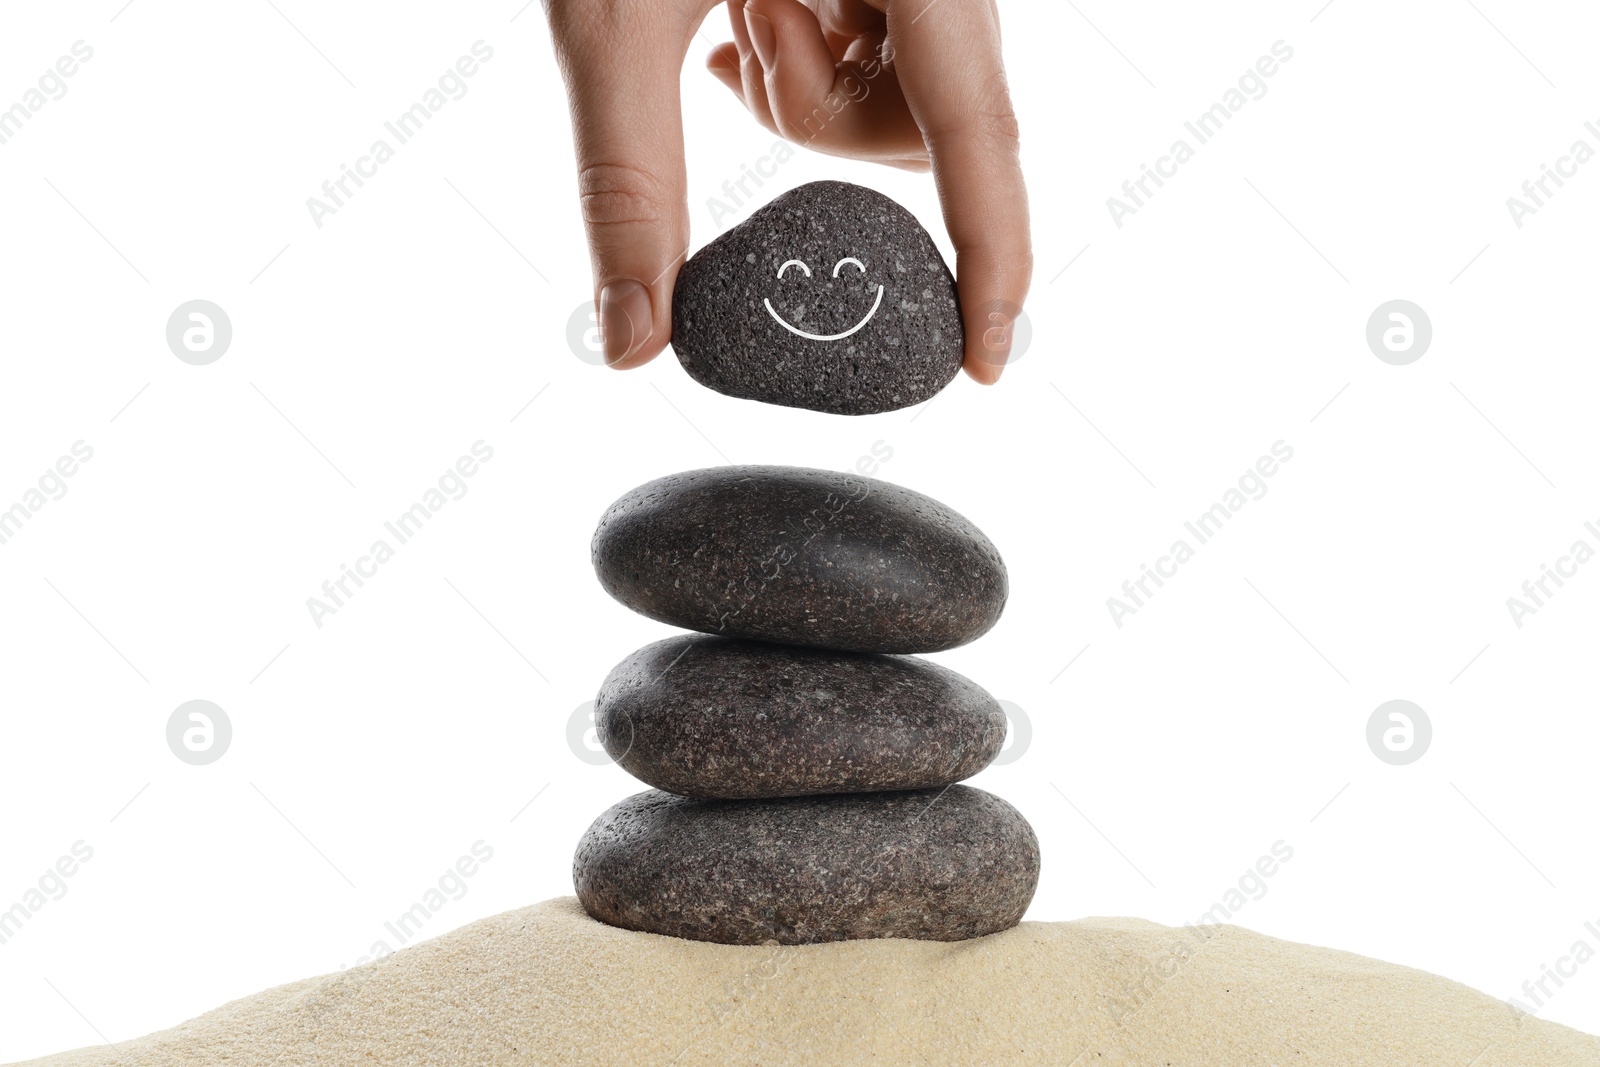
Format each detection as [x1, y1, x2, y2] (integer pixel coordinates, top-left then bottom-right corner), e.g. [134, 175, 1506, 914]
[574, 785, 1039, 945]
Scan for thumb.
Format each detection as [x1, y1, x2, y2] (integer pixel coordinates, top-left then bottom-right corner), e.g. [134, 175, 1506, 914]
[546, 9, 698, 368]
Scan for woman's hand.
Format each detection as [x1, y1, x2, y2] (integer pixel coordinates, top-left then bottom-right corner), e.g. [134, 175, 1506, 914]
[544, 0, 1031, 382]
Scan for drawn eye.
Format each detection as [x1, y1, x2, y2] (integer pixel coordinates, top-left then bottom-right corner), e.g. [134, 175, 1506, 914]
[832, 257, 866, 277]
[776, 259, 811, 278]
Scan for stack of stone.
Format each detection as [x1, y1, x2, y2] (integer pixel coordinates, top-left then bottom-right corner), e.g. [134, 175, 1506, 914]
[574, 465, 1039, 946]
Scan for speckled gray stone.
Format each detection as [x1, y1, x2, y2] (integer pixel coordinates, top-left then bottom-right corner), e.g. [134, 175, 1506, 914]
[574, 785, 1039, 944]
[591, 465, 1007, 654]
[596, 635, 1004, 799]
[672, 181, 963, 416]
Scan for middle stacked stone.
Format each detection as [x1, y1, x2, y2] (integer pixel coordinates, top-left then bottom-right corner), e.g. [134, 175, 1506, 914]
[575, 464, 1040, 946]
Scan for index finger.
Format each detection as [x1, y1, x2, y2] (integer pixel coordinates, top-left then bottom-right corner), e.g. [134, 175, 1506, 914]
[878, 0, 1032, 383]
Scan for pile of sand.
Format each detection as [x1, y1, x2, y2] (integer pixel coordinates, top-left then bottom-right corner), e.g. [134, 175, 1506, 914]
[13, 897, 1596, 1066]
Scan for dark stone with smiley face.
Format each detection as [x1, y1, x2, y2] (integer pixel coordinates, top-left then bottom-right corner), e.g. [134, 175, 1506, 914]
[574, 784, 1039, 944]
[590, 465, 1008, 654]
[594, 634, 1006, 798]
[671, 181, 964, 416]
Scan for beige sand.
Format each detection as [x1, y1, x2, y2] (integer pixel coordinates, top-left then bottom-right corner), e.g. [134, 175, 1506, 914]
[13, 897, 1596, 1066]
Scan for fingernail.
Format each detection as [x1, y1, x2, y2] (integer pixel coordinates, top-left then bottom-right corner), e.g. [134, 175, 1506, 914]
[599, 280, 651, 366]
[744, 10, 777, 69]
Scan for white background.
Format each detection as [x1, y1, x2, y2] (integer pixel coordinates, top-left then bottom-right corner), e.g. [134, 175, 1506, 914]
[2, 0, 1598, 1059]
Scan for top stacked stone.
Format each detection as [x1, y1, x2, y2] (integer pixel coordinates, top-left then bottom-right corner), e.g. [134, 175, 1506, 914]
[590, 465, 1008, 654]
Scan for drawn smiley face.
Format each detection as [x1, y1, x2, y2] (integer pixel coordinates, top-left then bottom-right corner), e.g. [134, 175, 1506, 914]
[762, 256, 886, 342]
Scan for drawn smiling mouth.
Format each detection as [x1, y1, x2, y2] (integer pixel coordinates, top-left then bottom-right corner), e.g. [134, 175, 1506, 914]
[762, 256, 885, 341]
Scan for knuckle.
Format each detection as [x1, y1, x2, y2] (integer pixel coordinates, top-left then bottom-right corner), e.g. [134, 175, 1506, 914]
[981, 99, 1022, 146]
[929, 69, 1021, 148]
[577, 162, 673, 228]
[969, 70, 1022, 142]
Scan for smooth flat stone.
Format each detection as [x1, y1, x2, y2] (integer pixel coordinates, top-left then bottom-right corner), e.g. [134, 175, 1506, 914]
[573, 785, 1039, 945]
[591, 465, 1007, 654]
[672, 180, 963, 416]
[596, 635, 1004, 798]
